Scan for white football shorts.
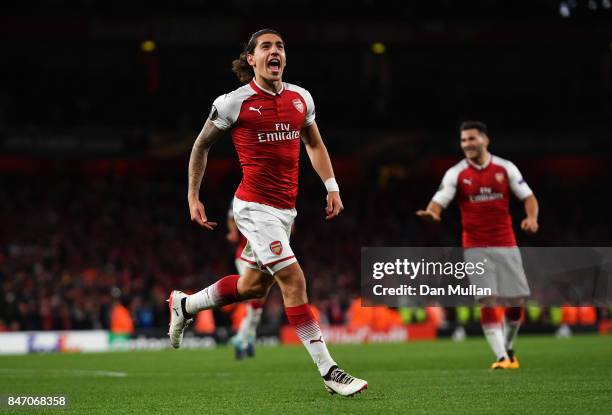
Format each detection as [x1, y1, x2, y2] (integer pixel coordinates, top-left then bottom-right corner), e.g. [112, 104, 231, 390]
[464, 246, 531, 300]
[232, 196, 297, 275]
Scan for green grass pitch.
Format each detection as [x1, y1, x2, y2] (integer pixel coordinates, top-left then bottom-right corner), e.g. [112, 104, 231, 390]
[1, 335, 611, 414]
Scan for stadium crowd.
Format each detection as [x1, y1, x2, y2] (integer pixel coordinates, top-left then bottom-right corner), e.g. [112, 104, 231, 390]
[0, 165, 607, 333]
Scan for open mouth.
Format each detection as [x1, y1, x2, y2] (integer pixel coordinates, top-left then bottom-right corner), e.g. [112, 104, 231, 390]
[267, 58, 281, 72]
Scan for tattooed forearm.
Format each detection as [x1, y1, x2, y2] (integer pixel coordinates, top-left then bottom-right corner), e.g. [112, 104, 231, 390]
[187, 119, 223, 200]
[187, 140, 208, 201]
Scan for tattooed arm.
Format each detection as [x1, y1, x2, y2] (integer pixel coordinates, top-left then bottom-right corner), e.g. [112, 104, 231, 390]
[187, 118, 225, 230]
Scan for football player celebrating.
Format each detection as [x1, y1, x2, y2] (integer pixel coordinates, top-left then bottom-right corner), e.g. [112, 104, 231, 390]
[417, 121, 539, 369]
[169, 29, 367, 396]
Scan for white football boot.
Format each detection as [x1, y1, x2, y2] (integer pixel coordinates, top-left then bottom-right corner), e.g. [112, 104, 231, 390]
[167, 290, 193, 349]
[323, 366, 368, 397]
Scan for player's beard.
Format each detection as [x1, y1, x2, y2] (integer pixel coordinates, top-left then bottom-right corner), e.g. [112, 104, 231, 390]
[465, 147, 484, 163]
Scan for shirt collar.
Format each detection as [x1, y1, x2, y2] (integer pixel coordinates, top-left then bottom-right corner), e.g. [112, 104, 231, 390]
[251, 79, 284, 96]
[466, 153, 492, 170]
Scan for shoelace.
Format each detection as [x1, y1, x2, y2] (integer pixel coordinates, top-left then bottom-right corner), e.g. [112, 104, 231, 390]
[329, 368, 355, 385]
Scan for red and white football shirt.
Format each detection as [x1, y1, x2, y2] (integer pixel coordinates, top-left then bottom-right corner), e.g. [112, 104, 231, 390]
[210, 79, 315, 209]
[432, 155, 533, 248]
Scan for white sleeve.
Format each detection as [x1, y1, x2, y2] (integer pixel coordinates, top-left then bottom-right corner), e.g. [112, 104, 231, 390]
[302, 88, 316, 127]
[431, 169, 458, 209]
[505, 161, 533, 200]
[209, 93, 241, 131]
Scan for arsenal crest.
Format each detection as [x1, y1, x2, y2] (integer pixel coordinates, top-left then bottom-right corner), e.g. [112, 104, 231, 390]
[495, 172, 505, 183]
[292, 99, 304, 113]
[269, 240, 283, 256]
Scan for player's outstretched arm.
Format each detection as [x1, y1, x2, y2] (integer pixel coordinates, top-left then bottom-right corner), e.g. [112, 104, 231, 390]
[520, 194, 539, 234]
[301, 121, 343, 220]
[187, 118, 224, 230]
[416, 201, 443, 223]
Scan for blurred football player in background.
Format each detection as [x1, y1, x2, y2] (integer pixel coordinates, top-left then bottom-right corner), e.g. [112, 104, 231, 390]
[417, 120, 539, 369]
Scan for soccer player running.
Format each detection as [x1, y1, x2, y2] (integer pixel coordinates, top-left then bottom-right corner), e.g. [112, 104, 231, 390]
[416, 121, 539, 369]
[168, 29, 367, 396]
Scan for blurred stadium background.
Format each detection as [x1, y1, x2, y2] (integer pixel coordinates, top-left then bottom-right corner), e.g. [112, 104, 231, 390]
[1, 0, 611, 352]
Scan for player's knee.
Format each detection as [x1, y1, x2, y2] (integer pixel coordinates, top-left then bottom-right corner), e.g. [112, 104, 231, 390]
[275, 265, 307, 299]
[250, 281, 270, 299]
[508, 297, 525, 307]
[478, 296, 497, 307]
[253, 281, 273, 299]
[238, 276, 271, 299]
[279, 278, 306, 300]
